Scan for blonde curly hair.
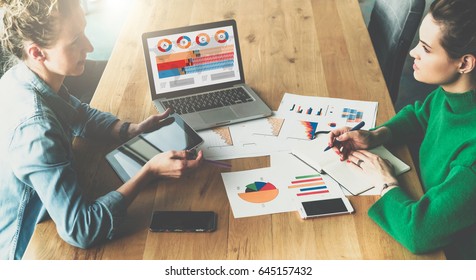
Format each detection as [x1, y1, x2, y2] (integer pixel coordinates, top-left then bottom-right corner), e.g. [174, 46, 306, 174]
[0, 0, 79, 60]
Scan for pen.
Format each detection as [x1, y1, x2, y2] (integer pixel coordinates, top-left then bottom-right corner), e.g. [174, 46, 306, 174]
[323, 121, 365, 152]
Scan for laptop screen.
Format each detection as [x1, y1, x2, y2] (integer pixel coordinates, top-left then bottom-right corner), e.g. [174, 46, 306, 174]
[144, 21, 243, 98]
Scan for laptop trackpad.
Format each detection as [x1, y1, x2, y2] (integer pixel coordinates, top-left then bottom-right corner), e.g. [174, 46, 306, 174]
[199, 108, 237, 124]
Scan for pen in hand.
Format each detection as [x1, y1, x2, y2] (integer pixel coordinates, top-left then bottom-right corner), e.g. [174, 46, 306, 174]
[324, 121, 365, 152]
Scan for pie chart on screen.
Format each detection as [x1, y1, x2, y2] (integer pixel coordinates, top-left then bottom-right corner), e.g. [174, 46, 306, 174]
[238, 181, 279, 203]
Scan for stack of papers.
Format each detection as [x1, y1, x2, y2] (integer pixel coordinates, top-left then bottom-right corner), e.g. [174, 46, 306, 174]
[198, 93, 378, 160]
[221, 153, 353, 218]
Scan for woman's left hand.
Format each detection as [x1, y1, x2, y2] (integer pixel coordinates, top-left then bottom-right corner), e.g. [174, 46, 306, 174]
[129, 108, 172, 138]
[347, 150, 398, 189]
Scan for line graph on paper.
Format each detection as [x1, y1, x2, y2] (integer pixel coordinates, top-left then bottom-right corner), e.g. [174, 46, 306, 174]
[198, 127, 234, 149]
[251, 117, 285, 138]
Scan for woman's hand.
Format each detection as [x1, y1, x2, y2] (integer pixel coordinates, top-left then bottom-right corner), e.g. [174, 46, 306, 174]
[347, 150, 398, 194]
[145, 150, 203, 179]
[129, 108, 173, 138]
[328, 126, 390, 160]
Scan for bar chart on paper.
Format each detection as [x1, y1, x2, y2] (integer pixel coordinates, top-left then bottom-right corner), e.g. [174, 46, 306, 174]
[277, 93, 378, 129]
[288, 174, 329, 197]
[279, 120, 319, 141]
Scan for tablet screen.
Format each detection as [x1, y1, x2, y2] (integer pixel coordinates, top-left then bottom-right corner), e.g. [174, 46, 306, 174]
[125, 113, 203, 158]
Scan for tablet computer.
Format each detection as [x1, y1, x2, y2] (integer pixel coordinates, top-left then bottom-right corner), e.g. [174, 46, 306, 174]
[106, 113, 203, 182]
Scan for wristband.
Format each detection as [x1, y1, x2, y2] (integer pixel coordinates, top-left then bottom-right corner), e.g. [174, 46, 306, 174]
[119, 121, 131, 141]
[381, 182, 398, 196]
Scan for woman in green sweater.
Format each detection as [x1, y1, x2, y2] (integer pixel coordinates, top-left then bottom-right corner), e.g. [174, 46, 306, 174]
[328, 0, 476, 259]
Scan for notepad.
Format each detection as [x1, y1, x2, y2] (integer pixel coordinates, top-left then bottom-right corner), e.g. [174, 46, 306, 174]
[291, 136, 410, 195]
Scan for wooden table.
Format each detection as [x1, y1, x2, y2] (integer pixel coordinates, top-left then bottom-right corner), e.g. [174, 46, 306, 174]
[23, 0, 445, 260]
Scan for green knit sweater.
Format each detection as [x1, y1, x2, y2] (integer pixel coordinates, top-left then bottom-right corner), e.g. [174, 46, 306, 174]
[368, 86, 476, 259]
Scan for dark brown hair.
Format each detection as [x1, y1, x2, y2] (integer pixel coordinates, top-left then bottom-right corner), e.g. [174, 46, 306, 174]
[430, 0, 476, 59]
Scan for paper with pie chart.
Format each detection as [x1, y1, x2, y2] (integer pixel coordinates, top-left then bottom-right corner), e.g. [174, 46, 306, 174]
[239, 181, 279, 203]
[221, 167, 296, 218]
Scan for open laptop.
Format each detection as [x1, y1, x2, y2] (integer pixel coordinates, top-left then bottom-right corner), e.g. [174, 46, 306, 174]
[141, 19, 272, 131]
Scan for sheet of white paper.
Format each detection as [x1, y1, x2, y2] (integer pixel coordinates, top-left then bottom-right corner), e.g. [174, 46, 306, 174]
[292, 135, 410, 196]
[198, 112, 288, 160]
[270, 152, 348, 204]
[199, 93, 378, 161]
[221, 167, 296, 218]
[220, 152, 350, 218]
[277, 93, 378, 129]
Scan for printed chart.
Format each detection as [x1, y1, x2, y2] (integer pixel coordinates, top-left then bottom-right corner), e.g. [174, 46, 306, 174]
[199, 114, 289, 160]
[198, 127, 233, 149]
[288, 174, 329, 197]
[239, 182, 279, 203]
[278, 93, 378, 128]
[279, 119, 319, 142]
[341, 107, 364, 123]
[252, 117, 285, 137]
[221, 168, 296, 218]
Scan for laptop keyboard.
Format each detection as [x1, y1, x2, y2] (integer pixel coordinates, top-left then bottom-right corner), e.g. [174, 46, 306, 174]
[161, 87, 254, 115]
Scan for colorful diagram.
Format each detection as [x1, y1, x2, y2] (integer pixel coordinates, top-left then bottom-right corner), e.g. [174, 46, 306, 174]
[156, 45, 235, 78]
[176, 35, 191, 49]
[196, 33, 210, 46]
[288, 174, 329, 197]
[281, 120, 319, 141]
[238, 181, 279, 203]
[212, 127, 233, 146]
[342, 108, 363, 123]
[215, 30, 229, 43]
[289, 104, 328, 116]
[157, 38, 172, 52]
[300, 121, 318, 140]
[268, 118, 285, 136]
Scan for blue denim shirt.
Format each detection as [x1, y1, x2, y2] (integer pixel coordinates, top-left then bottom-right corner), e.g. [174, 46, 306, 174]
[0, 62, 127, 259]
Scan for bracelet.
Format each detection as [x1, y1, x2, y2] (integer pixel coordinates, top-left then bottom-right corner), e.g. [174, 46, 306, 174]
[119, 121, 131, 141]
[380, 182, 399, 196]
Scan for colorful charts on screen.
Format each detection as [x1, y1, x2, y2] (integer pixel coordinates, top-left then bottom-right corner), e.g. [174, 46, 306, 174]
[196, 33, 210, 46]
[157, 39, 172, 52]
[238, 182, 279, 203]
[176, 35, 192, 49]
[215, 30, 229, 43]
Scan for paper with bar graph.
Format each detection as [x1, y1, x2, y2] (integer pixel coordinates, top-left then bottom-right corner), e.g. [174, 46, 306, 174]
[277, 92, 378, 130]
[198, 93, 378, 160]
[270, 152, 348, 206]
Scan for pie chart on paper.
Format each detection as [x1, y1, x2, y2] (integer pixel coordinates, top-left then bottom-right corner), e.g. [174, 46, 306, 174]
[238, 181, 279, 203]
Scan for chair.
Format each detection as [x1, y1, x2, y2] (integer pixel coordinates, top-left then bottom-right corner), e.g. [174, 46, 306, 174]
[368, 0, 425, 103]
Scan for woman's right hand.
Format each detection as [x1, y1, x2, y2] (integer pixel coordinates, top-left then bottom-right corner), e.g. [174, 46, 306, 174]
[328, 126, 390, 160]
[145, 150, 203, 179]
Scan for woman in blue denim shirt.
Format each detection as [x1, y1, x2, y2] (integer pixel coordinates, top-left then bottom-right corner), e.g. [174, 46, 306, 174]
[0, 0, 203, 259]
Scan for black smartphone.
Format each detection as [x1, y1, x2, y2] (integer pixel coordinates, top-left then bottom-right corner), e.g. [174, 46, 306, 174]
[149, 211, 217, 232]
